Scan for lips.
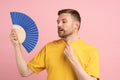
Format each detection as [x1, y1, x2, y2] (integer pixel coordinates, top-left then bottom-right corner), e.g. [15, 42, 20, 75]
[58, 30, 63, 31]
[58, 30, 64, 34]
[58, 29, 64, 31]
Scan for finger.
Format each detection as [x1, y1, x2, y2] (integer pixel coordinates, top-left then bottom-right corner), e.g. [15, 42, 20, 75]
[64, 49, 69, 57]
[11, 29, 18, 38]
[64, 47, 68, 53]
[11, 29, 17, 36]
[66, 42, 71, 50]
[64, 49, 66, 54]
[10, 30, 18, 42]
[66, 41, 70, 45]
[11, 29, 16, 34]
[10, 32, 17, 40]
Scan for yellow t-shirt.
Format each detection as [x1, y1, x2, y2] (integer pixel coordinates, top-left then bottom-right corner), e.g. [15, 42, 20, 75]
[27, 39, 100, 80]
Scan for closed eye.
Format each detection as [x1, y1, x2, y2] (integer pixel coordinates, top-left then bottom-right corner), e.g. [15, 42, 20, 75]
[63, 20, 67, 23]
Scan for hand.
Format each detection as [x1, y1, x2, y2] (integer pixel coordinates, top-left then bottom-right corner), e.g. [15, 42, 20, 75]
[64, 42, 76, 61]
[10, 29, 20, 46]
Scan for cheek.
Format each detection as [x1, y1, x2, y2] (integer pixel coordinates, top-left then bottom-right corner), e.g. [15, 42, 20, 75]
[64, 23, 72, 29]
[65, 27, 73, 33]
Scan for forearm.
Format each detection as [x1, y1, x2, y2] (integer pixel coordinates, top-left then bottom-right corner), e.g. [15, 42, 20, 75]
[14, 45, 32, 76]
[10, 29, 33, 76]
[64, 42, 97, 80]
[69, 57, 96, 80]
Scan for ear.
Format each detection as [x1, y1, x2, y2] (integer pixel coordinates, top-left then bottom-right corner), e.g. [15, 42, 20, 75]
[75, 21, 80, 30]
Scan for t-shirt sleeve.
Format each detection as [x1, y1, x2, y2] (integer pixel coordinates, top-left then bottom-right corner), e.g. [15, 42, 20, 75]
[27, 46, 46, 74]
[85, 48, 100, 79]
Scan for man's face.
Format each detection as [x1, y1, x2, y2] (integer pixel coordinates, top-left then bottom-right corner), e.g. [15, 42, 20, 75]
[57, 13, 76, 38]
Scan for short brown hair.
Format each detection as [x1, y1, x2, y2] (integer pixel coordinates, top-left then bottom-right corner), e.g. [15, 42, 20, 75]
[58, 9, 81, 30]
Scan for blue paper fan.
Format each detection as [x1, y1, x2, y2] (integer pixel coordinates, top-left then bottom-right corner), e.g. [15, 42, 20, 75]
[10, 12, 39, 53]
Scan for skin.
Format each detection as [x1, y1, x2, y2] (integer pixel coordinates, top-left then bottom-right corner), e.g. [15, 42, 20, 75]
[10, 29, 33, 76]
[57, 13, 98, 80]
[10, 13, 98, 80]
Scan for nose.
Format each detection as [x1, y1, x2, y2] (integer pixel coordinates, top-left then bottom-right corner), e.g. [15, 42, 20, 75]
[57, 21, 62, 28]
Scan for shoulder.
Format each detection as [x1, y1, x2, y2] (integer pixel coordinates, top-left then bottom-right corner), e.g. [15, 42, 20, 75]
[45, 39, 63, 47]
[80, 39, 98, 53]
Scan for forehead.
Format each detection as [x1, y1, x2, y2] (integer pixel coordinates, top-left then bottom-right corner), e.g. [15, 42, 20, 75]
[58, 13, 73, 20]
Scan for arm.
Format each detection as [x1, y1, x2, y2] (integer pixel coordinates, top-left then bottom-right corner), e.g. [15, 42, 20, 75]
[10, 29, 33, 77]
[64, 42, 98, 80]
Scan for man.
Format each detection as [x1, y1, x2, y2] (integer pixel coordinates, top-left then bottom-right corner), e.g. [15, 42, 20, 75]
[10, 9, 100, 80]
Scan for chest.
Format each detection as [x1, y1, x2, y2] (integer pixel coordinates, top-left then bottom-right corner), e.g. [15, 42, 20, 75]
[46, 45, 90, 70]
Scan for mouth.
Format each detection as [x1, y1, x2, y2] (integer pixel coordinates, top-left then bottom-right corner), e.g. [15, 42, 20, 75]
[58, 29, 64, 32]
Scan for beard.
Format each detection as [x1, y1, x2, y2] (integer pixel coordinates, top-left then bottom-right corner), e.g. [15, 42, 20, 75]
[58, 29, 73, 38]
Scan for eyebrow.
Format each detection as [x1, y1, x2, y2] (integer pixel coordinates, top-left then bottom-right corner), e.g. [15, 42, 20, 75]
[57, 18, 67, 22]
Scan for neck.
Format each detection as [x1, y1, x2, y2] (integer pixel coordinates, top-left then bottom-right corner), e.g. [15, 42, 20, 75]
[63, 33, 79, 42]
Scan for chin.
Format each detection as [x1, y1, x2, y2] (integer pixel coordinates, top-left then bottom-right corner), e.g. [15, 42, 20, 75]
[58, 36, 63, 38]
[58, 33, 67, 38]
[58, 35, 63, 38]
[59, 35, 66, 38]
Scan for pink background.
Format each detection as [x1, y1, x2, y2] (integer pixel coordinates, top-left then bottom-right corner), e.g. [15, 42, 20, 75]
[0, 0, 120, 80]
